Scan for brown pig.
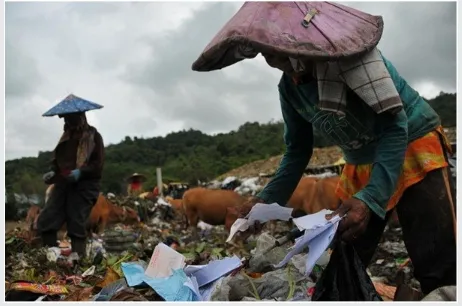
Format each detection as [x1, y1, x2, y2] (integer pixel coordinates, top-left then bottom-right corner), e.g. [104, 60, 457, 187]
[287, 176, 341, 214]
[224, 176, 342, 234]
[182, 188, 246, 235]
[87, 194, 140, 234]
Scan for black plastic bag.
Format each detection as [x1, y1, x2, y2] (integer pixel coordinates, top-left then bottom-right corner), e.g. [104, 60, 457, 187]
[312, 240, 383, 301]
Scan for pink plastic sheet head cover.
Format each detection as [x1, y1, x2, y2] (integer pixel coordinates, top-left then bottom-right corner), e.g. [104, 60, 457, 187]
[192, 2, 384, 72]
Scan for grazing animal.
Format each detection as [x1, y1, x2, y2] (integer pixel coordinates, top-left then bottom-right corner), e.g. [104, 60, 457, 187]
[224, 176, 341, 233]
[165, 196, 184, 214]
[87, 194, 140, 234]
[286, 176, 341, 213]
[165, 196, 187, 225]
[182, 188, 246, 235]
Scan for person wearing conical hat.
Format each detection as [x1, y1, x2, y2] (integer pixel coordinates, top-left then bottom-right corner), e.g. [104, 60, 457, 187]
[127, 173, 146, 197]
[37, 94, 105, 259]
[193, 2, 456, 294]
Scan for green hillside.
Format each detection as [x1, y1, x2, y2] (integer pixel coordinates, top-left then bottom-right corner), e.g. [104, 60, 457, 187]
[5, 92, 456, 199]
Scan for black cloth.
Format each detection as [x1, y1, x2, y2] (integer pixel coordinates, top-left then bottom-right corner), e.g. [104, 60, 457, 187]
[37, 180, 100, 239]
[352, 155, 456, 295]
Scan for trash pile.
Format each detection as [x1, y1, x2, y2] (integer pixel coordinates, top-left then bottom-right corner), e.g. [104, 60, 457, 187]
[208, 176, 265, 196]
[209, 172, 338, 198]
[217, 146, 344, 179]
[5, 196, 420, 302]
[9, 154, 452, 302]
[369, 225, 419, 293]
[4, 194, 250, 301]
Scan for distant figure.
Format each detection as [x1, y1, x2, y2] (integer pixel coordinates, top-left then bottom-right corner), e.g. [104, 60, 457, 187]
[127, 173, 146, 196]
[37, 94, 105, 258]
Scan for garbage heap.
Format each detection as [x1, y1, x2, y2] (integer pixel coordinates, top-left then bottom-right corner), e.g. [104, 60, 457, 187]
[4, 201, 423, 302]
[7, 163, 455, 302]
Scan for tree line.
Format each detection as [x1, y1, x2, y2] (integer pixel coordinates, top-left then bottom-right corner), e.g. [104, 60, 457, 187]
[5, 92, 456, 202]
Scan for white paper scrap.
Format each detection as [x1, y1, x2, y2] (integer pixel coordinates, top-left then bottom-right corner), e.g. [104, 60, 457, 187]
[226, 203, 293, 242]
[292, 209, 335, 231]
[274, 210, 342, 274]
[304, 221, 339, 275]
[145, 243, 186, 278]
[184, 265, 207, 276]
[226, 218, 249, 242]
[247, 203, 293, 223]
[192, 255, 242, 287]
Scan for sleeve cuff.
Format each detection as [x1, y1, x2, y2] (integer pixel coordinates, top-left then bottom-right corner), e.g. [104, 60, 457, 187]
[353, 190, 387, 220]
[256, 191, 271, 204]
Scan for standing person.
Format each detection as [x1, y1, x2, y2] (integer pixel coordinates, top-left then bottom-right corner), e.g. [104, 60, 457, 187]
[127, 173, 146, 196]
[192, 2, 456, 294]
[38, 94, 105, 258]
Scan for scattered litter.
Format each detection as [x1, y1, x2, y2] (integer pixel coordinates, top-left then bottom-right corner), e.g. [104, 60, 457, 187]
[275, 211, 341, 275]
[82, 266, 96, 277]
[9, 282, 68, 295]
[188, 255, 241, 287]
[145, 242, 186, 278]
[373, 282, 396, 301]
[5, 171, 423, 301]
[46, 247, 61, 262]
[226, 203, 293, 242]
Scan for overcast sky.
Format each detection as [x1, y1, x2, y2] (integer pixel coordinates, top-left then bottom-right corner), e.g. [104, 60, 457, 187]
[5, 1, 457, 160]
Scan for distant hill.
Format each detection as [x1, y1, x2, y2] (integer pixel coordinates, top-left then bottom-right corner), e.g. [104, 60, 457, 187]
[5, 92, 456, 199]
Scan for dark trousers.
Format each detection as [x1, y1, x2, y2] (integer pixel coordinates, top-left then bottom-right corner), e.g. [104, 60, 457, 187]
[37, 180, 100, 242]
[353, 161, 456, 294]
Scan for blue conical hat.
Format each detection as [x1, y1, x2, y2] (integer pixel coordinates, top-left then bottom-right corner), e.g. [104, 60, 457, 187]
[42, 94, 103, 117]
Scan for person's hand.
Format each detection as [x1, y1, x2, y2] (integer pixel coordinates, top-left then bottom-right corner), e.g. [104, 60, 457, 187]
[66, 169, 81, 183]
[42, 171, 55, 184]
[232, 196, 265, 242]
[325, 197, 371, 242]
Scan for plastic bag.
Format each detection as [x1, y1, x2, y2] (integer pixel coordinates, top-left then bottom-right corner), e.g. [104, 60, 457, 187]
[211, 267, 309, 301]
[312, 241, 382, 301]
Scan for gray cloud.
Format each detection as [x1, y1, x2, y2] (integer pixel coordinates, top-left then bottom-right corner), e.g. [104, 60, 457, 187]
[345, 1, 456, 92]
[5, 42, 42, 98]
[5, 1, 457, 160]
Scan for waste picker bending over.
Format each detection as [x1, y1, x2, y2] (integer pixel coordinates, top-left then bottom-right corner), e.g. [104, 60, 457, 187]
[192, 2, 456, 294]
[38, 94, 105, 258]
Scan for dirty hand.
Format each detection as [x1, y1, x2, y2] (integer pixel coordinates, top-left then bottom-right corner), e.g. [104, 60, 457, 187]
[235, 196, 265, 241]
[42, 171, 55, 183]
[66, 169, 81, 183]
[325, 197, 371, 242]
